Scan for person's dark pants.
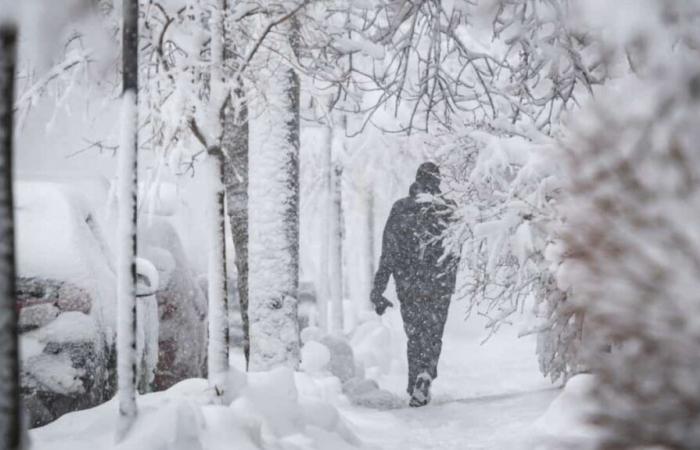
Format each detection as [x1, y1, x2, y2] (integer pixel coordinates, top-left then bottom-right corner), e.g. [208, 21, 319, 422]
[399, 294, 451, 394]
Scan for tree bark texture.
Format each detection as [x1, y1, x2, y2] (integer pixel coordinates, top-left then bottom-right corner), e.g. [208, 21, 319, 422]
[248, 19, 301, 371]
[222, 75, 250, 368]
[116, 0, 139, 440]
[207, 151, 229, 387]
[0, 22, 22, 450]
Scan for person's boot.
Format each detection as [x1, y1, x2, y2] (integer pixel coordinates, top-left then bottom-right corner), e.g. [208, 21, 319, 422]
[409, 372, 432, 407]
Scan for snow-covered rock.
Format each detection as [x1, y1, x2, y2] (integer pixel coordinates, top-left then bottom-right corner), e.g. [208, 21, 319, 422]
[320, 335, 356, 383]
[341, 377, 401, 409]
[20, 310, 113, 427]
[18, 303, 59, 332]
[299, 327, 400, 409]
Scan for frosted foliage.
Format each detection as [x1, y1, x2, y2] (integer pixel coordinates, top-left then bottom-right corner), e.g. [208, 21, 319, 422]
[439, 129, 581, 381]
[404, 0, 604, 382]
[559, 2, 700, 447]
[248, 54, 300, 371]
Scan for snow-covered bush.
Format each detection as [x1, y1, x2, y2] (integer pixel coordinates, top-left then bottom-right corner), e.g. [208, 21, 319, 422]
[534, 374, 598, 448]
[418, 0, 605, 382]
[556, 1, 700, 447]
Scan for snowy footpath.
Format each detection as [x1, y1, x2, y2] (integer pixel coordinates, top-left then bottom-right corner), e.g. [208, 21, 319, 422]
[340, 299, 560, 450]
[345, 389, 557, 450]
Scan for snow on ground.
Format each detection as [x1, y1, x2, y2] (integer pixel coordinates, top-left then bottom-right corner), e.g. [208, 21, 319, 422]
[345, 389, 558, 450]
[29, 369, 363, 450]
[339, 297, 561, 449]
[366, 296, 554, 401]
[29, 296, 568, 450]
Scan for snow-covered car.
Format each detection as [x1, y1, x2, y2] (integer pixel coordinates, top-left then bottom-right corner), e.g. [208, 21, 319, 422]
[15, 177, 206, 426]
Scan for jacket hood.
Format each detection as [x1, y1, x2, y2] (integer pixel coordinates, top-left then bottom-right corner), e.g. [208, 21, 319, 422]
[410, 181, 441, 198]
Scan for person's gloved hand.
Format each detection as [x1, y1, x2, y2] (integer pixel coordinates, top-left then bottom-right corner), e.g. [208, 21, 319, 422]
[371, 291, 393, 315]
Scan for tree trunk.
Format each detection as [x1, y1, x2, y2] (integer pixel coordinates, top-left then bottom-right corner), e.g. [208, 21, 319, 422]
[248, 19, 301, 371]
[205, 0, 230, 388]
[116, 0, 139, 441]
[328, 146, 344, 334]
[0, 22, 22, 450]
[328, 113, 347, 333]
[207, 151, 229, 388]
[217, 0, 250, 369]
[316, 124, 332, 332]
[222, 75, 249, 368]
[363, 182, 376, 313]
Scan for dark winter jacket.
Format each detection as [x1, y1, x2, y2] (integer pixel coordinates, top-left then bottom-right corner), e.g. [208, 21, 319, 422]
[372, 182, 460, 303]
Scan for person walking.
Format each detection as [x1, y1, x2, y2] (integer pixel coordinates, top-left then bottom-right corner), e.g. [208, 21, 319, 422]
[371, 162, 460, 407]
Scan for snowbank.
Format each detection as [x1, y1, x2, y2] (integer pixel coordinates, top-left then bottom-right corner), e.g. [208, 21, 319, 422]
[29, 368, 365, 450]
[300, 325, 402, 410]
[533, 374, 599, 447]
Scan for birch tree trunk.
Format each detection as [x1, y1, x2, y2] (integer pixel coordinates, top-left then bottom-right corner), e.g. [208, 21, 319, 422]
[0, 21, 21, 450]
[248, 19, 301, 371]
[116, 0, 139, 440]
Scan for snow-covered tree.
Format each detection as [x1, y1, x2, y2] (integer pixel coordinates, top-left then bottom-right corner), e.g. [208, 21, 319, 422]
[398, 0, 603, 382]
[221, 75, 250, 365]
[116, 0, 139, 440]
[556, 1, 700, 447]
[248, 12, 302, 371]
[328, 114, 346, 334]
[206, 148, 229, 388]
[204, 0, 230, 390]
[0, 18, 22, 450]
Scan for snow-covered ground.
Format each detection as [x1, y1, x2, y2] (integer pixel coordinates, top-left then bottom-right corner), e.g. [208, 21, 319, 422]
[346, 389, 557, 450]
[28, 294, 567, 450]
[340, 297, 561, 450]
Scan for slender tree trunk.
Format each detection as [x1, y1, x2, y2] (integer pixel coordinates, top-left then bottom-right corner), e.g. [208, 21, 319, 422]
[212, 0, 250, 369]
[248, 19, 301, 371]
[206, 0, 230, 387]
[116, 0, 139, 440]
[328, 113, 347, 333]
[363, 182, 376, 313]
[328, 141, 344, 334]
[222, 75, 249, 367]
[316, 125, 332, 332]
[0, 22, 22, 450]
[219, 0, 249, 367]
[207, 151, 229, 388]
